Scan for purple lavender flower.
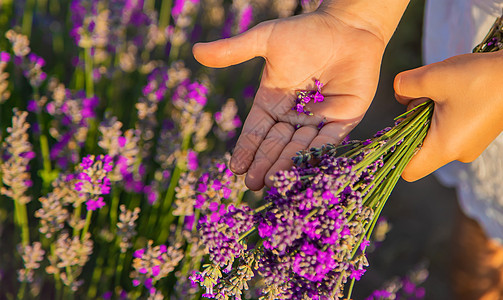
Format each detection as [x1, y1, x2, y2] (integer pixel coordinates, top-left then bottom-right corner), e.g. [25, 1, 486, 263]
[130, 241, 183, 295]
[122, 0, 146, 26]
[349, 266, 366, 281]
[221, 13, 234, 39]
[243, 85, 255, 98]
[86, 196, 105, 211]
[172, 79, 208, 106]
[187, 150, 198, 171]
[75, 155, 113, 205]
[238, 5, 253, 34]
[292, 242, 337, 281]
[143, 184, 158, 205]
[198, 204, 254, 270]
[0, 52, 10, 62]
[366, 290, 393, 300]
[172, 0, 200, 21]
[82, 96, 99, 119]
[292, 79, 325, 116]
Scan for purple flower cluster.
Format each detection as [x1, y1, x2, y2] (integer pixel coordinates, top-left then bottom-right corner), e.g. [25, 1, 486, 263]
[172, 0, 200, 22]
[121, 0, 147, 26]
[214, 99, 242, 139]
[172, 78, 208, 107]
[69, 0, 96, 44]
[196, 150, 381, 299]
[292, 79, 324, 116]
[198, 204, 254, 270]
[131, 241, 183, 296]
[142, 68, 169, 102]
[250, 153, 378, 299]
[45, 89, 100, 168]
[74, 154, 113, 211]
[12, 51, 47, 88]
[1, 111, 35, 205]
[366, 264, 428, 300]
[194, 162, 236, 210]
[70, 0, 152, 66]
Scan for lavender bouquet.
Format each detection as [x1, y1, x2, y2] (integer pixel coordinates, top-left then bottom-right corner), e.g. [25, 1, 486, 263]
[192, 15, 503, 300]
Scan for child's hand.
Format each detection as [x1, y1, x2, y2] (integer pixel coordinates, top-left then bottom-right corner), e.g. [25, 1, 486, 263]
[394, 51, 503, 182]
[193, 10, 388, 190]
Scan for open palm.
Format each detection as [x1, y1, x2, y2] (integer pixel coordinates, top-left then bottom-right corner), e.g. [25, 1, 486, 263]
[193, 11, 385, 190]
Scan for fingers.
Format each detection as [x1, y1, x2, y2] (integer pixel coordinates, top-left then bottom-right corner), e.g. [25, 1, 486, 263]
[192, 22, 272, 68]
[264, 126, 318, 187]
[245, 123, 295, 191]
[393, 61, 448, 106]
[308, 122, 350, 150]
[230, 104, 275, 175]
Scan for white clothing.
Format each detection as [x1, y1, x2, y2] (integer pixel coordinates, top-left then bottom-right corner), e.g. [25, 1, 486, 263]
[424, 0, 503, 243]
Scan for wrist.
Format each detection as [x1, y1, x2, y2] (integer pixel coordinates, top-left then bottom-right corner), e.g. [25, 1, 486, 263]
[318, 0, 410, 44]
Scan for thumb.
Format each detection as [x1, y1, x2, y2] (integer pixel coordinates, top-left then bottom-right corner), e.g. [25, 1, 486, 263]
[192, 21, 272, 68]
[393, 61, 448, 106]
[395, 63, 451, 182]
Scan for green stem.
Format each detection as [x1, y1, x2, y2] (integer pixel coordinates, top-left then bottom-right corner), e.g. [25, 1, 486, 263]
[72, 204, 82, 237]
[156, 165, 181, 226]
[87, 247, 106, 299]
[114, 250, 126, 293]
[174, 215, 185, 243]
[354, 122, 430, 260]
[345, 278, 356, 300]
[235, 190, 245, 206]
[155, 205, 176, 243]
[33, 87, 55, 190]
[331, 271, 345, 299]
[81, 209, 93, 240]
[64, 265, 75, 300]
[37, 0, 47, 14]
[49, 0, 60, 15]
[13, 200, 30, 246]
[21, 0, 36, 38]
[237, 227, 255, 242]
[155, 133, 191, 242]
[49, 243, 63, 299]
[159, 0, 173, 29]
[110, 187, 121, 232]
[38, 133, 53, 189]
[355, 104, 432, 170]
[144, 0, 155, 11]
[17, 280, 26, 300]
[84, 47, 94, 98]
[253, 202, 272, 214]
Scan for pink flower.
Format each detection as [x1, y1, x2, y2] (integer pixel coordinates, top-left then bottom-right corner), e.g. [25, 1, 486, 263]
[118, 136, 127, 147]
[238, 5, 253, 34]
[187, 150, 198, 171]
[151, 265, 160, 277]
[0, 52, 10, 62]
[85, 197, 105, 211]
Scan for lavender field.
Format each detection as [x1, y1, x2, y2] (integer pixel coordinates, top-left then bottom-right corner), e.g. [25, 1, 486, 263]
[0, 0, 455, 299]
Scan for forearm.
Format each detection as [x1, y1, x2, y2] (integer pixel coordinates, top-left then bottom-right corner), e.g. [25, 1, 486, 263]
[318, 0, 411, 44]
